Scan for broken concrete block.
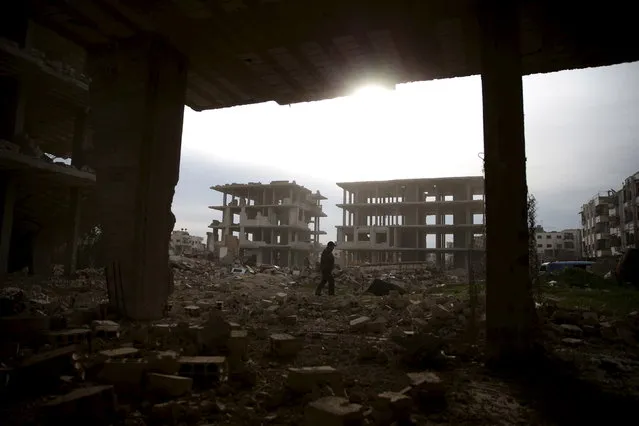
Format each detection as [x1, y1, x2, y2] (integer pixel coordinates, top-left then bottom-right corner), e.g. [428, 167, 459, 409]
[178, 356, 228, 383]
[365, 279, 406, 296]
[99, 347, 139, 359]
[147, 373, 193, 397]
[226, 329, 249, 368]
[201, 311, 231, 345]
[46, 329, 90, 347]
[149, 323, 174, 340]
[407, 371, 444, 394]
[349, 316, 371, 332]
[432, 304, 453, 319]
[184, 305, 201, 317]
[559, 324, 583, 337]
[372, 391, 413, 424]
[406, 371, 446, 409]
[582, 311, 599, 326]
[305, 396, 364, 426]
[91, 320, 120, 338]
[98, 359, 149, 391]
[366, 317, 387, 334]
[561, 338, 584, 347]
[67, 308, 96, 327]
[287, 366, 343, 394]
[147, 350, 180, 375]
[42, 385, 116, 426]
[270, 333, 302, 357]
[0, 315, 51, 340]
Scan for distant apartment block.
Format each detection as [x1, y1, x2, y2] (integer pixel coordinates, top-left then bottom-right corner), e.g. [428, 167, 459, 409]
[580, 191, 615, 258]
[170, 230, 205, 255]
[336, 177, 485, 267]
[207, 181, 327, 267]
[535, 228, 582, 262]
[609, 171, 639, 255]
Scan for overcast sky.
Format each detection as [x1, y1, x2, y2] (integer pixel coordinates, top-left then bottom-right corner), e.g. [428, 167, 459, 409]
[173, 62, 639, 241]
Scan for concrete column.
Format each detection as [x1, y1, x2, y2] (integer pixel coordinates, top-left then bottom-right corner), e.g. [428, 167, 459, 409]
[0, 176, 16, 283]
[64, 189, 82, 276]
[88, 35, 187, 320]
[480, 0, 536, 361]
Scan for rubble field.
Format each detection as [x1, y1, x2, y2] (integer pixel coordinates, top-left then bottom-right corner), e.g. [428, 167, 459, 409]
[1, 259, 639, 426]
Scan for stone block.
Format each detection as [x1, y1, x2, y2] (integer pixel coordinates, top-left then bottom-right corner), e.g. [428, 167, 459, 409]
[270, 333, 302, 357]
[226, 329, 249, 368]
[147, 373, 193, 397]
[185, 305, 200, 317]
[42, 385, 116, 426]
[372, 391, 413, 424]
[349, 316, 371, 332]
[305, 396, 364, 426]
[150, 323, 174, 337]
[46, 329, 91, 347]
[407, 371, 444, 395]
[98, 359, 149, 391]
[0, 315, 51, 340]
[366, 318, 387, 334]
[68, 308, 97, 326]
[287, 366, 343, 394]
[178, 356, 228, 383]
[99, 347, 139, 359]
[147, 350, 181, 375]
[559, 324, 583, 337]
[561, 338, 584, 347]
[406, 371, 446, 409]
[91, 320, 120, 338]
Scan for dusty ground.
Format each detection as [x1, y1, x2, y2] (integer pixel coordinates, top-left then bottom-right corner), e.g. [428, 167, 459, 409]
[1, 260, 639, 425]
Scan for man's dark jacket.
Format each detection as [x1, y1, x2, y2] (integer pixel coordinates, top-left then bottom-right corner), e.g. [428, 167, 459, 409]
[320, 248, 334, 274]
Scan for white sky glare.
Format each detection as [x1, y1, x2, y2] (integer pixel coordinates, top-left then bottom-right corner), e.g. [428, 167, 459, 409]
[175, 62, 639, 240]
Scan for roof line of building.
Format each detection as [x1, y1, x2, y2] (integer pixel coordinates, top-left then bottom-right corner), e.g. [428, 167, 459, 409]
[336, 176, 484, 189]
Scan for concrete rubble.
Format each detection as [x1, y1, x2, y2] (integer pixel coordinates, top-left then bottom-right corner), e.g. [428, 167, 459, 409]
[1, 258, 639, 425]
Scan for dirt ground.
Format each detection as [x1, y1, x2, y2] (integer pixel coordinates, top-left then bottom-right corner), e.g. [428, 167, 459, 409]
[1, 260, 639, 425]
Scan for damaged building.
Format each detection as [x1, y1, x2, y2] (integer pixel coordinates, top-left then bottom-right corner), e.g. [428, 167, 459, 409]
[0, 21, 97, 282]
[336, 177, 485, 268]
[207, 181, 326, 267]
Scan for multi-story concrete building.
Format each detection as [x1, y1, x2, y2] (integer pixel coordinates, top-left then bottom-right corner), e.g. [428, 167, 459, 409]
[580, 191, 615, 258]
[581, 171, 639, 258]
[336, 177, 485, 267]
[609, 171, 638, 255]
[170, 230, 205, 255]
[535, 228, 582, 261]
[208, 181, 326, 267]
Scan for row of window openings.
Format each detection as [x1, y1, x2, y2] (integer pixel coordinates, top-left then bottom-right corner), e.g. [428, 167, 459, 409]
[536, 234, 575, 240]
[353, 214, 485, 226]
[537, 242, 576, 249]
[358, 194, 485, 204]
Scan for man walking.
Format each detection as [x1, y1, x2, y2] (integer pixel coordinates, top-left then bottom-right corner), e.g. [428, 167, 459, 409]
[315, 241, 336, 296]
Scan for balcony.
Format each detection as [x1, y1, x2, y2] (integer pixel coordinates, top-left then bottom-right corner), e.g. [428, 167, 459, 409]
[595, 215, 609, 224]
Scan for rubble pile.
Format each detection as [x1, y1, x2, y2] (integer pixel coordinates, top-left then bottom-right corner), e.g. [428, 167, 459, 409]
[2, 258, 637, 424]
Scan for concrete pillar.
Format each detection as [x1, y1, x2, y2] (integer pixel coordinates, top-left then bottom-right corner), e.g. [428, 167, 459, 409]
[480, 0, 536, 361]
[88, 35, 187, 320]
[64, 189, 81, 276]
[0, 176, 16, 283]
